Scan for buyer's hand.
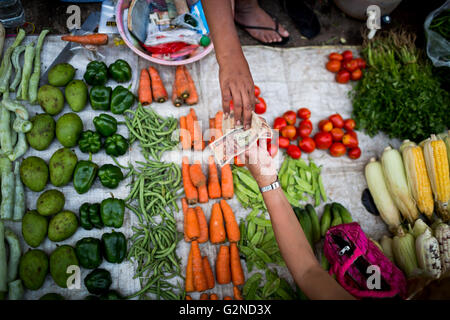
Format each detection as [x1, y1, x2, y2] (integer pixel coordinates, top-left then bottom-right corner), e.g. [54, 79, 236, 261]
[240, 139, 277, 187]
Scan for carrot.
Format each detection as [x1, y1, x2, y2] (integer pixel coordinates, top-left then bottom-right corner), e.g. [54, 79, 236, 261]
[183, 66, 199, 105]
[220, 164, 234, 199]
[202, 256, 215, 289]
[209, 293, 218, 300]
[182, 156, 198, 204]
[138, 68, 152, 105]
[195, 206, 209, 243]
[181, 198, 190, 242]
[220, 200, 240, 242]
[230, 242, 245, 286]
[209, 203, 226, 244]
[148, 66, 168, 102]
[186, 112, 195, 149]
[189, 162, 206, 187]
[215, 111, 223, 138]
[191, 240, 208, 292]
[209, 118, 216, 143]
[175, 66, 190, 99]
[185, 207, 200, 240]
[198, 185, 209, 204]
[172, 80, 182, 107]
[190, 108, 203, 151]
[185, 295, 192, 300]
[185, 246, 195, 292]
[233, 286, 244, 300]
[179, 116, 191, 150]
[223, 296, 233, 300]
[61, 33, 108, 45]
[215, 245, 231, 285]
[199, 293, 209, 300]
[207, 156, 221, 199]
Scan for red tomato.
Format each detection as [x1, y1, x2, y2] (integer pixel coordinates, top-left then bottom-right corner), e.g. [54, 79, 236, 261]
[342, 133, 359, 148]
[254, 85, 261, 97]
[343, 59, 358, 73]
[287, 145, 302, 159]
[351, 69, 362, 81]
[329, 142, 346, 157]
[328, 113, 344, 128]
[342, 50, 353, 61]
[326, 60, 341, 73]
[234, 156, 245, 167]
[297, 123, 312, 138]
[354, 58, 366, 69]
[298, 137, 316, 153]
[267, 143, 278, 158]
[283, 110, 297, 125]
[330, 127, 344, 142]
[273, 117, 287, 131]
[299, 119, 313, 130]
[255, 97, 267, 114]
[297, 107, 311, 120]
[348, 147, 362, 159]
[329, 52, 343, 61]
[278, 136, 290, 149]
[318, 119, 333, 132]
[314, 132, 333, 150]
[347, 130, 357, 139]
[343, 119, 356, 131]
[336, 70, 350, 84]
[281, 125, 297, 140]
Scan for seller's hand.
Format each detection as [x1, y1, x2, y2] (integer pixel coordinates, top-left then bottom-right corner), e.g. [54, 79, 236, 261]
[241, 139, 277, 187]
[219, 56, 256, 129]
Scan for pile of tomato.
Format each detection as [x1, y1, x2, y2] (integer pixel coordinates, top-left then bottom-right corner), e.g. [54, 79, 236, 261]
[273, 108, 361, 160]
[326, 50, 366, 84]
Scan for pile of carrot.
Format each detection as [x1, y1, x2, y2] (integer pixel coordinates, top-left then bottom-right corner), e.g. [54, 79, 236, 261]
[138, 66, 168, 105]
[179, 108, 205, 151]
[172, 66, 198, 107]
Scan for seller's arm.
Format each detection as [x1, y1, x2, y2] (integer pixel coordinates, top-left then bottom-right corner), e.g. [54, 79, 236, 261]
[202, 0, 255, 129]
[244, 144, 354, 300]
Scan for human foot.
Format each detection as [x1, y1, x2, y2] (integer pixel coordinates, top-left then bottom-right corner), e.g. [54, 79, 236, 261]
[234, 0, 289, 44]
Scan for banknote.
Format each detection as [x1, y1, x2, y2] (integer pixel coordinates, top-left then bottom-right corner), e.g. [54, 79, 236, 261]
[208, 111, 273, 166]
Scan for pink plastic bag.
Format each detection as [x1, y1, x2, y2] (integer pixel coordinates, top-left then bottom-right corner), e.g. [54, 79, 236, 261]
[324, 222, 407, 299]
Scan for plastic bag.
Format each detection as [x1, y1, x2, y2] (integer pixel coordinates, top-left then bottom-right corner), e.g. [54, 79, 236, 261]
[424, 1, 450, 68]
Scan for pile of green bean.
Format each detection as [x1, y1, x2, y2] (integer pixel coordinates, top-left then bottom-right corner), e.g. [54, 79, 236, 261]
[124, 104, 178, 161]
[243, 268, 298, 300]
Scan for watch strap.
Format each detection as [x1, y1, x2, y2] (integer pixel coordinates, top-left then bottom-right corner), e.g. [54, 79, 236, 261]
[259, 178, 280, 193]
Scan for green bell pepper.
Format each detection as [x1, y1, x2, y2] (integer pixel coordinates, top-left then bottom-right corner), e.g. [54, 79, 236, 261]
[100, 197, 125, 228]
[73, 154, 98, 194]
[101, 231, 127, 264]
[75, 237, 102, 269]
[83, 61, 108, 86]
[93, 113, 117, 137]
[89, 85, 112, 111]
[105, 134, 129, 157]
[79, 203, 94, 230]
[108, 59, 132, 83]
[99, 290, 123, 300]
[98, 164, 123, 189]
[110, 85, 135, 114]
[84, 268, 112, 295]
[78, 130, 102, 154]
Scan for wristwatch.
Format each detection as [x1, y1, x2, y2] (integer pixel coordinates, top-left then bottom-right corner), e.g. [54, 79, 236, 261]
[259, 176, 280, 193]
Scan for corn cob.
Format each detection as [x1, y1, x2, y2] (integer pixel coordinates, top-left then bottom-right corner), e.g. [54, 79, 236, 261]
[415, 229, 441, 279]
[423, 135, 450, 222]
[381, 147, 419, 224]
[443, 132, 450, 166]
[365, 158, 402, 232]
[392, 226, 419, 278]
[432, 220, 450, 274]
[380, 235, 395, 262]
[412, 219, 432, 238]
[400, 141, 434, 219]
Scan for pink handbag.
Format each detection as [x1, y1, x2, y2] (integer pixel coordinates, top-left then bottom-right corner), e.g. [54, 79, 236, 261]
[323, 222, 407, 299]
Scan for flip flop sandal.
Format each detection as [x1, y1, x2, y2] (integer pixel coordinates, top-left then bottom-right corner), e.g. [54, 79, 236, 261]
[235, 15, 290, 46]
[279, 0, 320, 39]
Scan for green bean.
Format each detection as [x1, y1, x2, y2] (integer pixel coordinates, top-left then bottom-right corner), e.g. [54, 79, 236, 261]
[17, 42, 35, 101]
[29, 29, 49, 104]
[0, 29, 26, 93]
[9, 45, 25, 91]
[0, 100, 12, 156]
[12, 162, 25, 220]
[4, 228, 20, 282]
[0, 158, 14, 220]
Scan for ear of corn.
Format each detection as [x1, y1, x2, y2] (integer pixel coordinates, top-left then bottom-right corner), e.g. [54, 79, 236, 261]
[365, 158, 402, 232]
[423, 136, 450, 222]
[415, 229, 441, 279]
[401, 141, 434, 219]
[432, 221, 450, 274]
[392, 226, 419, 278]
[380, 235, 395, 262]
[381, 147, 419, 224]
[443, 133, 450, 167]
[412, 219, 432, 238]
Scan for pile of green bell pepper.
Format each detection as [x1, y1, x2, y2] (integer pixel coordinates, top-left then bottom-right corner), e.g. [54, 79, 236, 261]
[79, 203, 103, 230]
[111, 85, 135, 114]
[93, 113, 117, 137]
[102, 231, 127, 264]
[105, 134, 128, 156]
[84, 268, 112, 295]
[78, 130, 102, 154]
[89, 86, 112, 111]
[100, 197, 125, 228]
[84, 61, 108, 86]
[75, 237, 102, 269]
[98, 164, 123, 189]
[73, 154, 98, 194]
[108, 59, 132, 83]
